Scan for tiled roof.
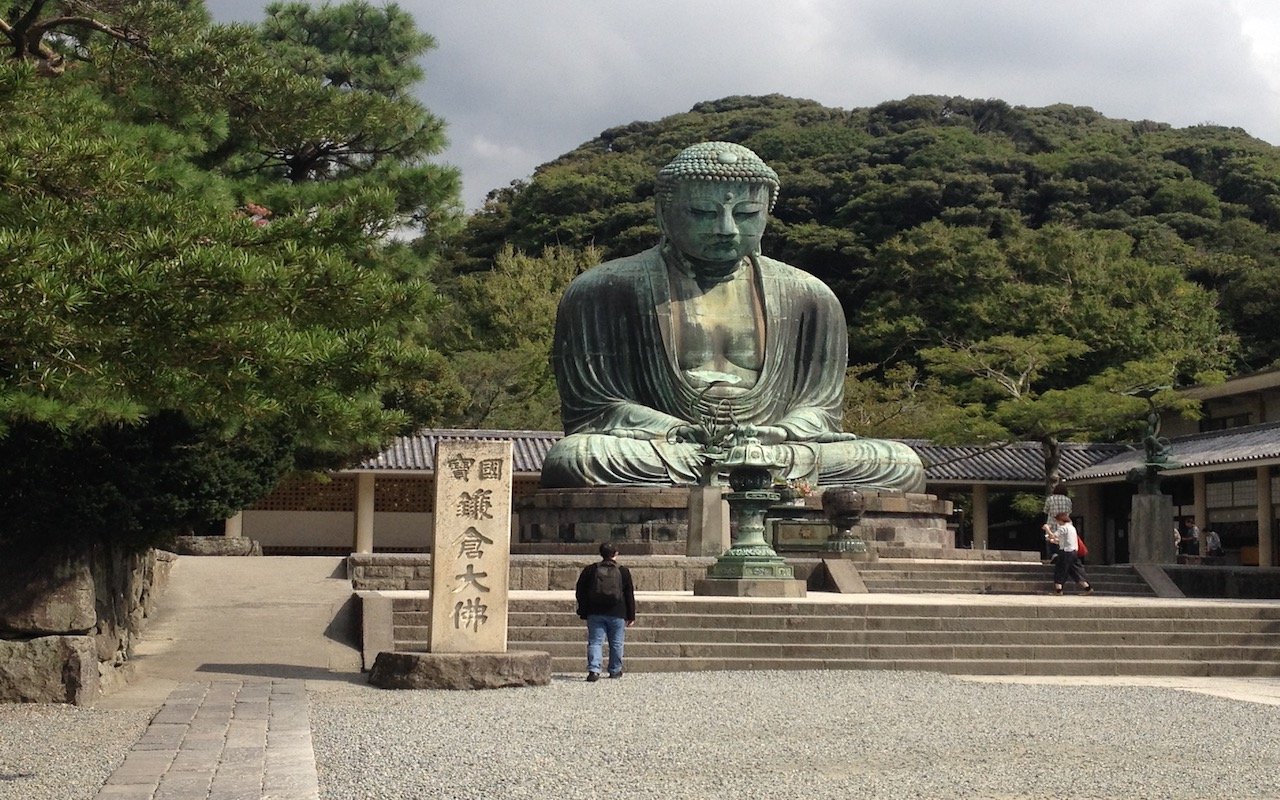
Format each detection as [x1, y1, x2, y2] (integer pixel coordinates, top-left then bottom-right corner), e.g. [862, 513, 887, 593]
[1068, 421, 1280, 482]
[351, 429, 563, 474]
[904, 440, 1126, 486]
[352, 429, 1138, 485]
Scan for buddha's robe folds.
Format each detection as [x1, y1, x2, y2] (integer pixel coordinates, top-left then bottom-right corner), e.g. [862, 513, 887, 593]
[541, 246, 925, 491]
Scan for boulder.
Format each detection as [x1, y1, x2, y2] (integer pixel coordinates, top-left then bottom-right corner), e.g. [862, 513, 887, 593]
[0, 635, 98, 704]
[0, 549, 95, 635]
[369, 650, 551, 690]
[169, 536, 262, 556]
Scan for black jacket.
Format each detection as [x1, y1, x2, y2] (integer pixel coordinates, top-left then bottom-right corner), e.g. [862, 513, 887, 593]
[575, 559, 636, 621]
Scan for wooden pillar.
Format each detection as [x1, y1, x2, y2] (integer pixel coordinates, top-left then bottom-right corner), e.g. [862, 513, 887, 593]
[223, 511, 243, 539]
[354, 472, 375, 554]
[1258, 466, 1274, 568]
[971, 484, 989, 550]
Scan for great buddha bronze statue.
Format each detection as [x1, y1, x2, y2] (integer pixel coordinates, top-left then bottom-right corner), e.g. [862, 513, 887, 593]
[540, 141, 925, 492]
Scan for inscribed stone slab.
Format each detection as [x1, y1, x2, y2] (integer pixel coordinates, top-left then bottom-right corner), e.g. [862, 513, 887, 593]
[429, 440, 513, 653]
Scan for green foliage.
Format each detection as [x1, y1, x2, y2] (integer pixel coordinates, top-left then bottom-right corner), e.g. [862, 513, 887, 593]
[440, 245, 601, 430]
[0, 415, 294, 554]
[457, 94, 1280, 370]
[0, 2, 464, 553]
[841, 363, 976, 439]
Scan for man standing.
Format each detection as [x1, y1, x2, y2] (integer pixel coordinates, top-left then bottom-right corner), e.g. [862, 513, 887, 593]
[1042, 511, 1093, 596]
[575, 542, 636, 682]
[1182, 520, 1201, 556]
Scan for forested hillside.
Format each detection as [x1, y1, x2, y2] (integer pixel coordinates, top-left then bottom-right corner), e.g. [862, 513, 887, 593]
[459, 94, 1280, 372]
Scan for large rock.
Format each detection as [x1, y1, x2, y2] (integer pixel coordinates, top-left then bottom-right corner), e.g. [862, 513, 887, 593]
[0, 635, 98, 704]
[170, 535, 262, 556]
[0, 548, 95, 635]
[369, 650, 551, 690]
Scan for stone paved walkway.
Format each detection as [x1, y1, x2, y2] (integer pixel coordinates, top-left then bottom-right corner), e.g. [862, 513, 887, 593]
[95, 679, 318, 800]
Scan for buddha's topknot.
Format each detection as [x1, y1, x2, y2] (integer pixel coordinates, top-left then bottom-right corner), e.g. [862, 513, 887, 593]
[655, 142, 780, 210]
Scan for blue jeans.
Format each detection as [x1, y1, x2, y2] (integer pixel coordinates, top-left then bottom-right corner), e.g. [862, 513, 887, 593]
[586, 614, 626, 675]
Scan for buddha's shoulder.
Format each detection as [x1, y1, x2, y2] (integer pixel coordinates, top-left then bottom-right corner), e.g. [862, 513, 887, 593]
[588, 246, 663, 276]
[756, 256, 835, 296]
[565, 247, 662, 291]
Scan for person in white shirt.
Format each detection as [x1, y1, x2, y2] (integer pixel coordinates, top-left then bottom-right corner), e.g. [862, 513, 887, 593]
[1205, 529, 1224, 558]
[1042, 511, 1093, 596]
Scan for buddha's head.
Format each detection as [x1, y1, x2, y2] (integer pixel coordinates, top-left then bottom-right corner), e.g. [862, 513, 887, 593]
[655, 142, 780, 275]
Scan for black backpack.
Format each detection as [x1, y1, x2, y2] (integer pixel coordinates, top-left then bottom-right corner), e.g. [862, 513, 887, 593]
[591, 561, 623, 604]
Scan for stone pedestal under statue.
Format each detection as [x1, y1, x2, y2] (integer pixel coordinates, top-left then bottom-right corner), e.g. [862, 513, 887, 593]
[1129, 493, 1176, 564]
[517, 487, 978, 559]
[517, 487, 691, 553]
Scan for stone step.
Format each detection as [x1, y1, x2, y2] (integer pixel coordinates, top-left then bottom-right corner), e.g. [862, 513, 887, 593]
[494, 611, 1274, 629]
[377, 591, 1280, 677]
[495, 599, 1280, 621]
[498, 639, 1280, 660]
[532, 655, 1280, 678]
[855, 579, 1148, 595]
[498, 625, 1280, 647]
[855, 568, 1147, 582]
[857, 561, 1133, 572]
[853, 563, 1155, 595]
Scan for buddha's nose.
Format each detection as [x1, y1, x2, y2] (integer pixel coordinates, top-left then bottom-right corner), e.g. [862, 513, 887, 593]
[714, 208, 737, 235]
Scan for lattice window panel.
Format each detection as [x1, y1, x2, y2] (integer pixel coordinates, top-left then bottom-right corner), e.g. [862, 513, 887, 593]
[1234, 478, 1258, 506]
[252, 476, 356, 511]
[1204, 480, 1232, 509]
[513, 476, 542, 501]
[375, 477, 433, 512]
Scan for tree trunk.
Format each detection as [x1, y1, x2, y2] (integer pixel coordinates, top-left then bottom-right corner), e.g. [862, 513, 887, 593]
[1040, 435, 1063, 498]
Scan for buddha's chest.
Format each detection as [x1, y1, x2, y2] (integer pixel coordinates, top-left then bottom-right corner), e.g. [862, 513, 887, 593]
[667, 271, 765, 385]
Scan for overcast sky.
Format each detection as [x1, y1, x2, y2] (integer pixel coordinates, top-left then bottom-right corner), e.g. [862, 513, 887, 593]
[206, 0, 1280, 210]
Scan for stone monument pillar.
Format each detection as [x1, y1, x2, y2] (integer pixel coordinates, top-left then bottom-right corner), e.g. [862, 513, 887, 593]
[429, 440, 513, 653]
[368, 440, 550, 689]
[686, 485, 730, 557]
[1129, 493, 1175, 564]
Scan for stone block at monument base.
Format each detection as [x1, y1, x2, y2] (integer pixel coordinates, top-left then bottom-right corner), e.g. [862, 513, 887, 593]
[516, 488, 975, 558]
[0, 635, 98, 704]
[691, 578, 807, 598]
[518, 487, 690, 552]
[170, 535, 262, 556]
[1129, 494, 1175, 564]
[368, 650, 551, 690]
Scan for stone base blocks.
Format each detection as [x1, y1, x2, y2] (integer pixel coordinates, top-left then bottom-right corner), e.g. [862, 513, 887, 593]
[368, 650, 551, 690]
[518, 487, 691, 550]
[691, 578, 807, 597]
[0, 635, 98, 704]
[516, 488, 964, 557]
[169, 535, 262, 556]
[1, 545, 172, 704]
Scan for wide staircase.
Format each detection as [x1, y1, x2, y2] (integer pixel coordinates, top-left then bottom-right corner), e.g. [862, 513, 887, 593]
[387, 595, 1280, 677]
[855, 559, 1155, 595]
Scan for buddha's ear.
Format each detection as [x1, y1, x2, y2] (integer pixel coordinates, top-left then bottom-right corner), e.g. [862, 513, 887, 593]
[654, 198, 670, 236]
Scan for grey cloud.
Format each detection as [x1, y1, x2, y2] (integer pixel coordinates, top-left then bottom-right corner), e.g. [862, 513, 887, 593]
[205, 0, 1280, 209]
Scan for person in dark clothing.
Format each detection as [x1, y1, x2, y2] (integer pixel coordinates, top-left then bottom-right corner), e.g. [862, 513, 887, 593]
[575, 542, 637, 681]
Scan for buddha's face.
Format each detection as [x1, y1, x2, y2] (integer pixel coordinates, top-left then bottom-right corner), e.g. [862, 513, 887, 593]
[660, 181, 769, 269]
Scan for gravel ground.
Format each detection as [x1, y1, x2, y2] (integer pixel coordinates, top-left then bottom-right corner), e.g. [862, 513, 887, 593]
[0, 704, 151, 800]
[309, 670, 1280, 800]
